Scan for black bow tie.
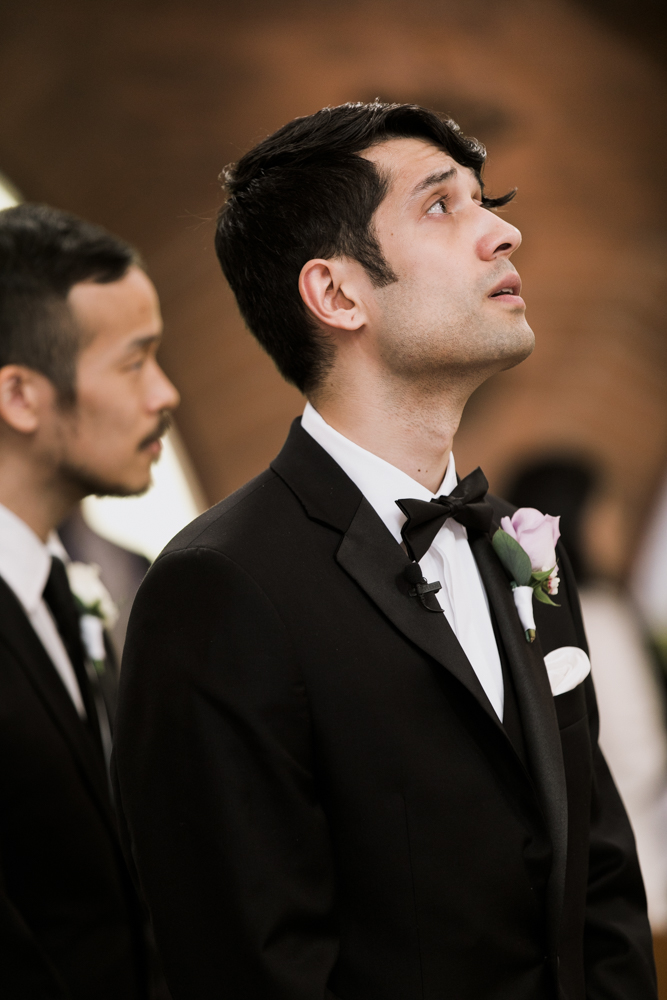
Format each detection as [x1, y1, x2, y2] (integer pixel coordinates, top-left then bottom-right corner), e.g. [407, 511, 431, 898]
[396, 466, 494, 563]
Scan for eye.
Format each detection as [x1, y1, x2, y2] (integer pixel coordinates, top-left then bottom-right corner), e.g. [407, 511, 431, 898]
[123, 354, 147, 373]
[426, 197, 448, 215]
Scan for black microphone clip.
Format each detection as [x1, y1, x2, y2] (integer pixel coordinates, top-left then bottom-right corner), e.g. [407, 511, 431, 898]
[403, 562, 443, 613]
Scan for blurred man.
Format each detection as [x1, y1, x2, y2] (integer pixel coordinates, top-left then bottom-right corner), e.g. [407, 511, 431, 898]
[115, 103, 656, 999]
[0, 203, 179, 999]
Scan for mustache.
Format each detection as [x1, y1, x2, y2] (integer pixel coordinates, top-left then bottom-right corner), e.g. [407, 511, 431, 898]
[486, 263, 519, 289]
[138, 411, 173, 450]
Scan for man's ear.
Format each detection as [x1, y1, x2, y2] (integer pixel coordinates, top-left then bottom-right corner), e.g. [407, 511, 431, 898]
[0, 365, 51, 434]
[299, 258, 369, 333]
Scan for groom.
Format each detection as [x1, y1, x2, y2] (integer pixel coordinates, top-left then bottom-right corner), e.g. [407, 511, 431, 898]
[113, 103, 656, 999]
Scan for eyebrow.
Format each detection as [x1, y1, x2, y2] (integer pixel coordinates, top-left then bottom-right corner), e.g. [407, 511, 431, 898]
[128, 333, 161, 351]
[411, 165, 484, 201]
[412, 167, 458, 196]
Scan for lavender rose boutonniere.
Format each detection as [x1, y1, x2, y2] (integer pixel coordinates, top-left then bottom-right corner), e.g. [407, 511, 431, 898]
[492, 508, 561, 643]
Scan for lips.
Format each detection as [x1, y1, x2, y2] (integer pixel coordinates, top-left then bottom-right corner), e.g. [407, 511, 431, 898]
[488, 273, 522, 298]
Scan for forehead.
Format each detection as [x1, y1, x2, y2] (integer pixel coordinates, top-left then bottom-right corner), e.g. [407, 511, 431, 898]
[361, 137, 478, 202]
[67, 265, 162, 346]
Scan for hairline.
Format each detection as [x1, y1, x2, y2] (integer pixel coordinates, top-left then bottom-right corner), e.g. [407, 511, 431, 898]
[357, 136, 486, 216]
[56, 259, 144, 403]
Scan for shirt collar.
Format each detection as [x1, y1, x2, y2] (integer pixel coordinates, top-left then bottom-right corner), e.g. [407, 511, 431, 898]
[0, 503, 53, 613]
[301, 401, 458, 545]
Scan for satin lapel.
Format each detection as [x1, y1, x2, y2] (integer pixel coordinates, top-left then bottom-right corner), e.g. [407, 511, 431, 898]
[273, 421, 503, 728]
[470, 532, 568, 956]
[0, 578, 116, 833]
[337, 497, 503, 727]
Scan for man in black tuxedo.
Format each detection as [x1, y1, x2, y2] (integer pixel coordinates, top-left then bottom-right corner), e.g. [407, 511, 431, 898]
[0, 204, 179, 998]
[114, 103, 657, 999]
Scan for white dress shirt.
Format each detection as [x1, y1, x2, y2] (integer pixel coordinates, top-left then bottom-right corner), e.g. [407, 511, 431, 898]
[0, 502, 86, 717]
[301, 403, 505, 719]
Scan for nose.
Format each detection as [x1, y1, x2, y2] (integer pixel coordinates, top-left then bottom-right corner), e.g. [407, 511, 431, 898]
[150, 362, 180, 413]
[476, 211, 522, 261]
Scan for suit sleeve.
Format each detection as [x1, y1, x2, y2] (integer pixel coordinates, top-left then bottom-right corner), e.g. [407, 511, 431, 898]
[112, 546, 338, 1000]
[558, 549, 658, 998]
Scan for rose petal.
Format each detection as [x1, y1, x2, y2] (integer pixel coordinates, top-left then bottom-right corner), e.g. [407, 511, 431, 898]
[500, 515, 518, 541]
[511, 507, 546, 533]
[545, 513, 561, 547]
[508, 508, 557, 572]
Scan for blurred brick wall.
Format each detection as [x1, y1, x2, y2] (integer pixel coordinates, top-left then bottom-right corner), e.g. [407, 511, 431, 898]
[0, 0, 666, 568]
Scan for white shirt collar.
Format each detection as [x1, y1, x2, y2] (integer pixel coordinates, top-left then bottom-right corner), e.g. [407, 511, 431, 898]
[0, 503, 53, 613]
[301, 401, 458, 545]
[47, 531, 70, 564]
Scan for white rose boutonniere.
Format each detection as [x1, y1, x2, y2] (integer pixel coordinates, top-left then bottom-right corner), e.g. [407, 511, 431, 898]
[65, 562, 118, 673]
[492, 508, 561, 643]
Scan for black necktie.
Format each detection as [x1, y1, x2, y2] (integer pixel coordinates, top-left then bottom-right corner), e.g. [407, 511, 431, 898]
[43, 556, 105, 757]
[397, 466, 494, 563]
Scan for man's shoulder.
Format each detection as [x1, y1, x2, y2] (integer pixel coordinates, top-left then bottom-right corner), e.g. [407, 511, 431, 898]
[159, 476, 516, 561]
[158, 466, 299, 559]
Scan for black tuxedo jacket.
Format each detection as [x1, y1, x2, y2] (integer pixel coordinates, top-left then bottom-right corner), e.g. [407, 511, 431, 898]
[0, 576, 149, 999]
[113, 420, 656, 1000]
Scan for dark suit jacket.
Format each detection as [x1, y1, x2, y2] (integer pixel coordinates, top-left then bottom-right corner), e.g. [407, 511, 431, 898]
[0, 577, 149, 999]
[113, 420, 656, 1000]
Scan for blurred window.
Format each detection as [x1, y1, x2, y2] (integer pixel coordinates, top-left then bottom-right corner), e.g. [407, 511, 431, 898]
[632, 471, 667, 640]
[0, 171, 20, 208]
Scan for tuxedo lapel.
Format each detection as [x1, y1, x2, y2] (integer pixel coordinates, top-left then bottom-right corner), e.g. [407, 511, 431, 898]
[470, 532, 568, 958]
[337, 497, 501, 725]
[0, 577, 115, 833]
[273, 420, 502, 727]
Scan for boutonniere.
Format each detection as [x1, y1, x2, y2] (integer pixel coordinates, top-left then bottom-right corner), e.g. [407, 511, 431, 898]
[66, 562, 118, 674]
[491, 508, 560, 643]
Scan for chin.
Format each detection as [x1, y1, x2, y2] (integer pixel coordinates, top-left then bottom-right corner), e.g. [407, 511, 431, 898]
[496, 320, 535, 369]
[92, 481, 151, 499]
[61, 460, 152, 499]
[113, 475, 152, 498]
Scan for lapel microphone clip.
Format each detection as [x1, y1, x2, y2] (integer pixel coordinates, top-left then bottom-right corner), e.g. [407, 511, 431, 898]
[403, 562, 443, 613]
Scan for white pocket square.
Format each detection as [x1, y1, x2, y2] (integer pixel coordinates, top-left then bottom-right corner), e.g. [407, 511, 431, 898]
[543, 646, 591, 696]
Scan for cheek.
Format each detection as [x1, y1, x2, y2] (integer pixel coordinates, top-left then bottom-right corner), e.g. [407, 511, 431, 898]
[400, 239, 466, 291]
[71, 391, 138, 450]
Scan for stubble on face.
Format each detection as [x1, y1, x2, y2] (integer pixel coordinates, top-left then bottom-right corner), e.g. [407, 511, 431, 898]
[55, 408, 172, 499]
[361, 139, 534, 395]
[50, 267, 179, 502]
[373, 264, 534, 390]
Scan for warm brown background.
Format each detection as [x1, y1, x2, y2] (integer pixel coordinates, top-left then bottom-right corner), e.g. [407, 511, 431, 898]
[1, 0, 666, 558]
[1, 0, 667, 983]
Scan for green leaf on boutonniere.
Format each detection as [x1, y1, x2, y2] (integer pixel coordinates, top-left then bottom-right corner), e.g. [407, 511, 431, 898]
[73, 594, 104, 619]
[492, 529, 532, 586]
[533, 587, 558, 606]
[530, 568, 553, 583]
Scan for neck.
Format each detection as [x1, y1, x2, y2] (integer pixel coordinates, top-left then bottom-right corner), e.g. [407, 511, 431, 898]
[0, 449, 80, 543]
[312, 370, 475, 493]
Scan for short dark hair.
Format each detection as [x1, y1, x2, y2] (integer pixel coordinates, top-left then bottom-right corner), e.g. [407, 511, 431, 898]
[0, 203, 140, 403]
[216, 101, 515, 394]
